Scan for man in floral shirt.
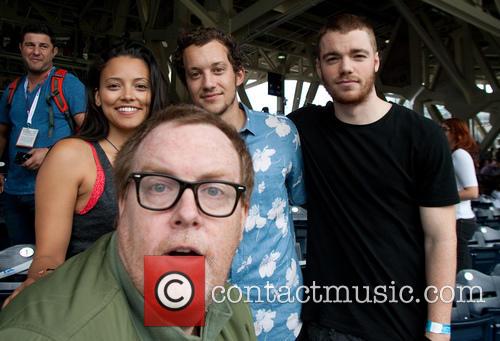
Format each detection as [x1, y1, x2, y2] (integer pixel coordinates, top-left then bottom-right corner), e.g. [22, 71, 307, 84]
[173, 27, 306, 340]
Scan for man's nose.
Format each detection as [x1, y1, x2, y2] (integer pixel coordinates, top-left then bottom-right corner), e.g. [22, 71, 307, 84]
[170, 188, 200, 228]
[339, 57, 353, 74]
[202, 73, 216, 89]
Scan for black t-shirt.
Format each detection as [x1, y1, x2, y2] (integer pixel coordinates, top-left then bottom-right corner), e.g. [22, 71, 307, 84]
[289, 102, 459, 341]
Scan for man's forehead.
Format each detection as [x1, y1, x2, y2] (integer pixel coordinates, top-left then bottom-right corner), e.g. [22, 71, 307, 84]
[138, 122, 179, 150]
[134, 122, 240, 177]
[320, 29, 375, 52]
[23, 33, 52, 43]
[140, 122, 234, 153]
[322, 29, 371, 43]
[185, 41, 230, 61]
[196, 39, 228, 52]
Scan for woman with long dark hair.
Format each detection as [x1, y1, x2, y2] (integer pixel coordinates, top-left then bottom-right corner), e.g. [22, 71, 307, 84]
[442, 118, 479, 272]
[3, 41, 168, 306]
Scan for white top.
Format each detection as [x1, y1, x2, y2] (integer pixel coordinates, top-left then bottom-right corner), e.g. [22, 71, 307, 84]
[452, 148, 478, 219]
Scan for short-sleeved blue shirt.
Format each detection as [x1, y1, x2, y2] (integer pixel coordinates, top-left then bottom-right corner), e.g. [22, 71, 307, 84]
[229, 104, 306, 340]
[0, 68, 86, 194]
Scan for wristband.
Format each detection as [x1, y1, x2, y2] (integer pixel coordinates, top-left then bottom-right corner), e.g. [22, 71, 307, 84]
[425, 320, 451, 335]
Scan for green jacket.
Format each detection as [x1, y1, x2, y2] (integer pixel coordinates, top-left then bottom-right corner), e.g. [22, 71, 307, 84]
[0, 233, 256, 341]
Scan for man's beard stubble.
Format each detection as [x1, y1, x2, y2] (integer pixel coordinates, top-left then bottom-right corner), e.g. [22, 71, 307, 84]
[323, 71, 376, 105]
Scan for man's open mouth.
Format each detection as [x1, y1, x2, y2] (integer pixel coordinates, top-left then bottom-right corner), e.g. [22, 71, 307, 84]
[166, 248, 202, 256]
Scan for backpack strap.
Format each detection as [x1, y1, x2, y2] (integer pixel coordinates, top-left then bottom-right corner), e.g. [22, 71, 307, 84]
[7, 77, 21, 106]
[46, 68, 77, 137]
[50, 69, 69, 113]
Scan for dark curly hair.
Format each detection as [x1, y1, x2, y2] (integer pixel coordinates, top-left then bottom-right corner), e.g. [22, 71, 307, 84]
[172, 27, 245, 85]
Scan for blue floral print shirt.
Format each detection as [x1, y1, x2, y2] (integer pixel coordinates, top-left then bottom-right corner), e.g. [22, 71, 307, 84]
[229, 103, 306, 341]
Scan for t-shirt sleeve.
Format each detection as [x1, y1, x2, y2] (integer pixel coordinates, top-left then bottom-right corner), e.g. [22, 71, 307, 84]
[285, 118, 306, 206]
[289, 103, 330, 135]
[288, 106, 307, 129]
[453, 149, 478, 188]
[63, 73, 87, 116]
[0, 86, 11, 125]
[416, 120, 459, 207]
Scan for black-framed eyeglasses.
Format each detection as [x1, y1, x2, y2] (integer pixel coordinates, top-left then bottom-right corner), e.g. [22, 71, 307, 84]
[441, 126, 450, 132]
[129, 172, 246, 218]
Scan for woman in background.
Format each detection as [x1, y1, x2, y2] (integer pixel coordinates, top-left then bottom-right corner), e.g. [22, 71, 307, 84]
[3, 41, 168, 307]
[442, 118, 479, 272]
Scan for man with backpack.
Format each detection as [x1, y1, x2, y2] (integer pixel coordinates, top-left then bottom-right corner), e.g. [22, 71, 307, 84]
[0, 23, 86, 246]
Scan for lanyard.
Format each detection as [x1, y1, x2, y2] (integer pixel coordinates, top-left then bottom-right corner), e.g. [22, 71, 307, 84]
[23, 68, 52, 126]
[24, 79, 42, 126]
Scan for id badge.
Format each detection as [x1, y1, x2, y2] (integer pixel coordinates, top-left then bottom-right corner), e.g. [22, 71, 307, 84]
[16, 127, 39, 148]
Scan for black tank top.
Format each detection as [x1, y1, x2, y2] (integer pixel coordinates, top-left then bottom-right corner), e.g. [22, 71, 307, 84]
[67, 141, 117, 257]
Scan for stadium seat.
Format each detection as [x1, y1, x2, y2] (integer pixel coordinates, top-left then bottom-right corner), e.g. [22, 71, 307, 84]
[451, 315, 495, 341]
[469, 245, 500, 274]
[491, 264, 500, 277]
[456, 270, 500, 316]
[451, 282, 496, 340]
[469, 231, 486, 247]
[0, 244, 34, 306]
[451, 285, 496, 341]
[477, 226, 500, 246]
[455, 270, 500, 339]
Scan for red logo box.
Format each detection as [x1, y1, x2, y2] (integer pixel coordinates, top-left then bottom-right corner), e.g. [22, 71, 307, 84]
[144, 256, 205, 326]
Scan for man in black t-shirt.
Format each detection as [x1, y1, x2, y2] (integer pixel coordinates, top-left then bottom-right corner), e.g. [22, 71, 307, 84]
[289, 14, 458, 341]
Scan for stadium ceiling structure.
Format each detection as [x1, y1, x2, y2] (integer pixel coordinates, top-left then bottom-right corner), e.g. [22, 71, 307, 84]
[1, 0, 499, 151]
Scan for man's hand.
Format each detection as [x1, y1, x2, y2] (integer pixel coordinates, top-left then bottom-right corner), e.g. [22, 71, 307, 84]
[0, 174, 4, 193]
[1, 277, 36, 309]
[22, 147, 50, 170]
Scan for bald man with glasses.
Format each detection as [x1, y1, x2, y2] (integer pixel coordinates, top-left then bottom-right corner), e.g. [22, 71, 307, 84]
[0, 105, 257, 341]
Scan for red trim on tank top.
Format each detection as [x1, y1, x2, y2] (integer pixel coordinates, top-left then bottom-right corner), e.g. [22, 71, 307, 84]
[77, 142, 105, 215]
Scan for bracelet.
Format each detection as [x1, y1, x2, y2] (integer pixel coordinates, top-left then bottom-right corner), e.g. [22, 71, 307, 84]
[425, 320, 451, 335]
[37, 268, 55, 278]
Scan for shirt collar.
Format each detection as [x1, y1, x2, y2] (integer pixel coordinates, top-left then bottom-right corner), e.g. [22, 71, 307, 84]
[23, 67, 55, 95]
[239, 103, 258, 136]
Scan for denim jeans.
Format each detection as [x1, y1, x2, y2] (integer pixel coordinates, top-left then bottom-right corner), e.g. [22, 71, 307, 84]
[3, 193, 35, 245]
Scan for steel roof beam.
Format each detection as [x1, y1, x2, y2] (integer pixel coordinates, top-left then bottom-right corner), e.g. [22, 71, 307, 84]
[391, 0, 476, 103]
[422, 0, 500, 37]
[230, 0, 288, 33]
[178, 0, 217, 27]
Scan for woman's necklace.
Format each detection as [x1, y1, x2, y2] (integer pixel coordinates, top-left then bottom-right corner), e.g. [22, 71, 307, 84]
[104, 137, 119, 152]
